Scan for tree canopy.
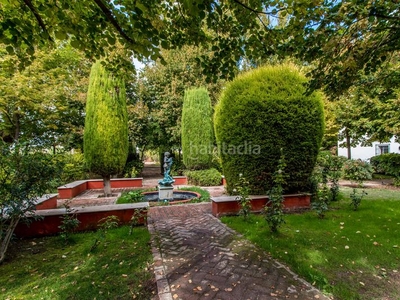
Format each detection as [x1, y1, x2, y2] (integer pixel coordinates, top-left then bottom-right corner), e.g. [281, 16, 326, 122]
[2, 1, 399, 94]
[0, 45, 91, 148]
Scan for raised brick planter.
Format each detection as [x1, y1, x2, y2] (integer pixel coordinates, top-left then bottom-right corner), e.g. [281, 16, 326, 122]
[35, 193, 58, 210]
[173, 176, 187, 185]
[14, 203, 149, 238]
[211, 194, 311, 217]
[58, 178, 143, 199]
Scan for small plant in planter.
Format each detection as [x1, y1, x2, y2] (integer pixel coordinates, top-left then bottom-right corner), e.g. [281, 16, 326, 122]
[234, 174, 251, 219]
[59, 202, 80, 243]
[117, 190, 145, 204]
[312, 185, 330, 219]
[264, 152, 286, 233]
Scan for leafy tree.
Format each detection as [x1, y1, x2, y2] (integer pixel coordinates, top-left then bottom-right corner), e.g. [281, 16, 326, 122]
[133, 45, 224, 151]
[83, 61, 128, 196]
[2, 1, 399, 95]
[181, 87, 214, 170]
[0, 142, 63, 263]
[0, 45, 90, 148]
[214, 64, 325, 194]
[281, 1, 400, 95]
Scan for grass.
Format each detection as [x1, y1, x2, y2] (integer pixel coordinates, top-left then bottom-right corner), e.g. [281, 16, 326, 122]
[177, 186, 211, 202]
[0, 226, 155, 299]
[116, 188, 155, 204]
[221, 187, 400, 300]
[116, 186, 211, 205]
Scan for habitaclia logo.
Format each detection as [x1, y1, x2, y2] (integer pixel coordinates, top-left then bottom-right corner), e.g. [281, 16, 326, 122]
[188, 141, 261, 156]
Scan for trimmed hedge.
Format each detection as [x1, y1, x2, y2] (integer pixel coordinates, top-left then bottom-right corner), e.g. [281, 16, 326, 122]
[214, 64, 325, 194]
[181, 87, 214, 170]
[185, 168, 222, 186]
[370, 153, 400, 177]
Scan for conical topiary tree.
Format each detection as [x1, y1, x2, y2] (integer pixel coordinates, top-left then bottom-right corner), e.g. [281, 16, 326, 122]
[181, 87, 214, 170]
[214, 64, 325, 194]
[84, 61, 128, 196]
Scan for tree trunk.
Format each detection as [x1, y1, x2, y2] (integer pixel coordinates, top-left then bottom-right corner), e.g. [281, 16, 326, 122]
[0, 217, 20, 264]
[345, 128, 351, 159]
[103, 175, 112, 197]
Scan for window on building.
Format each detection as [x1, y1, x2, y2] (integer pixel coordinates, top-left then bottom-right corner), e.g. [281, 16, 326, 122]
[375, 144, 390, 155]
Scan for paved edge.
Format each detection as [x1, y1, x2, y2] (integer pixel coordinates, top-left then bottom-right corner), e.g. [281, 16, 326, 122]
[148, 220, 174, 300]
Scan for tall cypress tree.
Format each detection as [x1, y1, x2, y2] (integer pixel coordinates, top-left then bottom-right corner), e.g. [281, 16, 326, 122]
[181, 87, 214, 170]
[84, 61, 128, 196]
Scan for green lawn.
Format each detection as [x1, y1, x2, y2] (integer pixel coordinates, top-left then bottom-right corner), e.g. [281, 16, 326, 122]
[0, 226, 155, 299]
[221, 187, 400, 300]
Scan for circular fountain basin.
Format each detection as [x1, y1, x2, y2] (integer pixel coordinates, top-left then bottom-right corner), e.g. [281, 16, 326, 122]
[142, 191, 201, 205]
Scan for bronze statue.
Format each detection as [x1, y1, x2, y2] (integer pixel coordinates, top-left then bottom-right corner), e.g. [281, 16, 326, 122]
[158, 152, 175, 186]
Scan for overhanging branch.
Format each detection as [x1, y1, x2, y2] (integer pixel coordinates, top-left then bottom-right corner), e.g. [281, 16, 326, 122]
[92, 0, 134, 44]
[22, 0, 53, 42]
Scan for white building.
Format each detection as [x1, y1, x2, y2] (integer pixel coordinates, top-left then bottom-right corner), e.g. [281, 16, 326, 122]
[338, 136, 400, 160]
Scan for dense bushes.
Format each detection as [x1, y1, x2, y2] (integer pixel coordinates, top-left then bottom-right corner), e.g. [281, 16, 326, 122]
[214, 64, 325, 194]
[181, 87, 214, 170]
[185, 168, 222, 186]
[342, 159, 373, 185]
[370, 153, 400, 178]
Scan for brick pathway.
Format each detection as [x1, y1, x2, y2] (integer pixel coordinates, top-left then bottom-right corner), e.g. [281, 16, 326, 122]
[148, 203, 330, 300]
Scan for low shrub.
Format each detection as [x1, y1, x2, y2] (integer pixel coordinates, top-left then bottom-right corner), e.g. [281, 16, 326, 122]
[53, 151, 89, 188]
[185, 168, 222, 186]
[123, 159, 144, 178]
[116, 190, 145, 204]
[370, 153, 400, 178]
[342, 159, 373, 186]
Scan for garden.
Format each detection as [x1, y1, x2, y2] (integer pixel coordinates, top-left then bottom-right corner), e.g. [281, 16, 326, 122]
[1, 1, 400, 299]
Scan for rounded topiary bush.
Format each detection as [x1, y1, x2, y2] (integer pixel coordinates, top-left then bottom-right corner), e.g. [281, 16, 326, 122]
[214, 64, 325, 194]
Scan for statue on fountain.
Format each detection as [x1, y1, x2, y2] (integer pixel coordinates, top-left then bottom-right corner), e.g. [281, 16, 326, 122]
[158, 152, 175, 186]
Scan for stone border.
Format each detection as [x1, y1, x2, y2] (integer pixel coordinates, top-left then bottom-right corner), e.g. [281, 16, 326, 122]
[148, 219, 173, 300]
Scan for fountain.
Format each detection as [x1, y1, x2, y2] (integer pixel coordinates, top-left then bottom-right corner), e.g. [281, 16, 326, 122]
[141, 152, 200, 204]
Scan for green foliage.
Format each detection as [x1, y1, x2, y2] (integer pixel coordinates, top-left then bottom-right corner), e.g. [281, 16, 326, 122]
[221, 189, 400, 300]
[178, 186, 211, 202]
[116, 190, 144, 204]
[349, 188, 368, 211]
[370, 153, 400, 179]
[58, 202, 80, 243]
[312, 185, 330, 219]
[0, 142, 63, 263]
[0, 226, 154, 299]
[60, 151, 89, 184]
[83, 61, 128, 194]
[314, 151, 346, 202]
[90, 215, 120, 252]
[129, 208, 148, 235]
[342, 159, 373, 187]
[264, 152, 286, 232]
[184, 168, 222, 186]
[214, 64, 325, 194]
[0, 46, 90, 147]
[123, 159, 144, 178]
[234, 174, 251, 219]
[181, 87, 214, 170]
[133, 45, 224, 150]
